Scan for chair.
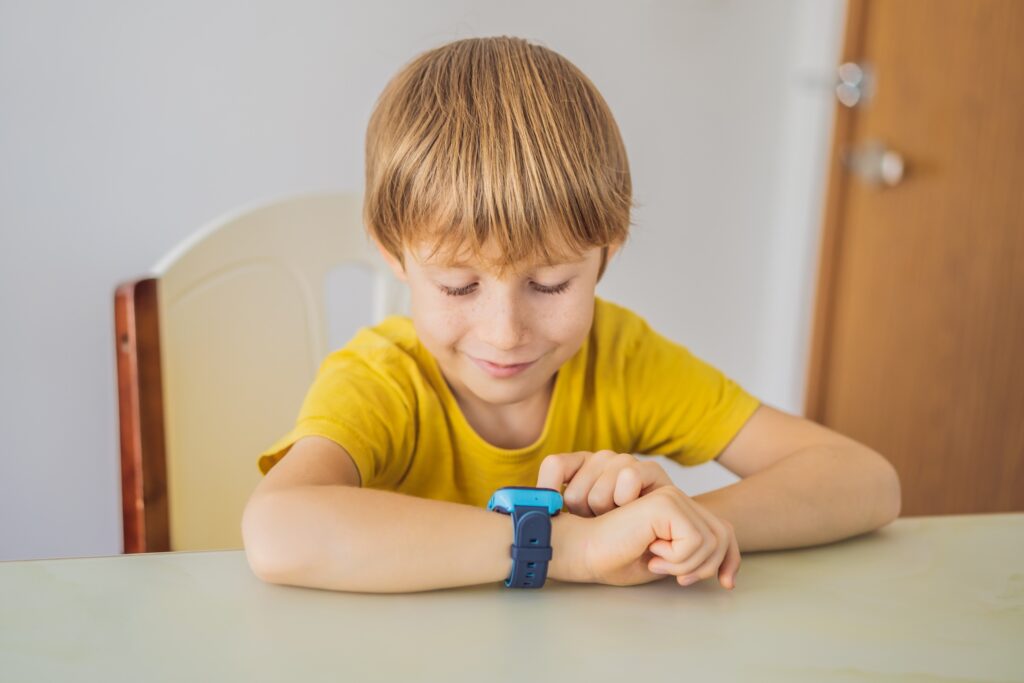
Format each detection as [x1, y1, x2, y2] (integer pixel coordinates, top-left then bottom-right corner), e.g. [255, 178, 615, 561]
[114, 191, 409, 553]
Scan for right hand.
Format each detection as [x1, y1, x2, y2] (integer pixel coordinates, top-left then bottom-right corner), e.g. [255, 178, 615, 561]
[573, 486, 740, 589]
[536, 450, 675, 517]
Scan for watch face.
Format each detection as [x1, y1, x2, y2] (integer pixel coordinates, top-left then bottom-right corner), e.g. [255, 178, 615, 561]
[487, 486, 563, 515]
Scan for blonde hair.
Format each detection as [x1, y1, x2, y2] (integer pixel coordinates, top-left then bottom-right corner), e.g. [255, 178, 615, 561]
[363, 36, 635, 279]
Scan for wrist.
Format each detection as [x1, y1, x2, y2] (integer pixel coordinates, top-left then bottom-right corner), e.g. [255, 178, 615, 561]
[549, 512, 593, 583]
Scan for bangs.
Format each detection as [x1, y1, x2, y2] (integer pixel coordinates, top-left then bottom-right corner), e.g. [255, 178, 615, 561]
[414, 218, 592, 275]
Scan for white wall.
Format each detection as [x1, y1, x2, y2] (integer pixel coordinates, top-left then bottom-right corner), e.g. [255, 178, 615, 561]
[0, 0, 844, 561]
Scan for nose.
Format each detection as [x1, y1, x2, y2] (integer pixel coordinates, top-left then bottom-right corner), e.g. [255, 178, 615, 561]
[476, 286, 529, 352]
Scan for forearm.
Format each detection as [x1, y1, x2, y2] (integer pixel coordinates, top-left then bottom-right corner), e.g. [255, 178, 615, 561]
[692, 444, 902, 552]
[242, 485, 588, 592]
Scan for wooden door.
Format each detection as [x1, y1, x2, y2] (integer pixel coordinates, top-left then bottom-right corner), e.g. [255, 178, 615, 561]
[806, 0, 1024, 516]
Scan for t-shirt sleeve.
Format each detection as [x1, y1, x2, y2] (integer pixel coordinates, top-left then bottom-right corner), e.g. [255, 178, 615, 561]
[256, 350, 415, 489]
[625, 318, 760, 466]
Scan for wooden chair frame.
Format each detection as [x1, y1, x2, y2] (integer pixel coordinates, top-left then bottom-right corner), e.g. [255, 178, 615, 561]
[113, 191, 408, 553]
[115, 278, 170, 553]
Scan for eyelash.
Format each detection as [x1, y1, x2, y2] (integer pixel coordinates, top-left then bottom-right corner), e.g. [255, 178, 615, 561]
[439, 281, 572, 297]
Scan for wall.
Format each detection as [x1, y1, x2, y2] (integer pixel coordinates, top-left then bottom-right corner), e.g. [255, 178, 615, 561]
[0, 0, 844, 560]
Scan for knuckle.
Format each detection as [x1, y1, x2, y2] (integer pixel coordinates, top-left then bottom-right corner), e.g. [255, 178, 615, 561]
[651, 484, 678, 502]
[639, 461, 666, 485]
[651, 493, 677, 517]
[665, 532, 703, 563]
[706, 518, 727, 540]
[658, 485, 684, 502]
[681, 533, 704, 558]
[618, 466, 637, 479]
[563, 489, 584, 507]
[617, 466, 640, 483]
[709, 517, 735, 546]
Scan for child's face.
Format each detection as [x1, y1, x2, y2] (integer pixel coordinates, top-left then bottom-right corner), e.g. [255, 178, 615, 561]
[378, 238, 616, 408]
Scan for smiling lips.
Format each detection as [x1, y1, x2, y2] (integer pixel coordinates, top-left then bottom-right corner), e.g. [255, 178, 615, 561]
[470, 355, 535, 378]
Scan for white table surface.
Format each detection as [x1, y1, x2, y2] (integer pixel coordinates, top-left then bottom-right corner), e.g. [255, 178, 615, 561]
[2, 513, 1023, 682]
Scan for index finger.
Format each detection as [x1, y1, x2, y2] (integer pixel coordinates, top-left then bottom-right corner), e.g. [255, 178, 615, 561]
[612, 461, 673, 506]
[536, 452, 589, 490]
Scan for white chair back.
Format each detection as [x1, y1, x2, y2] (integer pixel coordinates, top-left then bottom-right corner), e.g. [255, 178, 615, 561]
[153, 191, 408, 550]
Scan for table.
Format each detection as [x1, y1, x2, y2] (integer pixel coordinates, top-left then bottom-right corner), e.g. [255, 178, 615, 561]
[2, 513, 1023, 682]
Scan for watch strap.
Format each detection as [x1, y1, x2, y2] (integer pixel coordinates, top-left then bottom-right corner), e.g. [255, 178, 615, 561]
[507, 505, 553, 588]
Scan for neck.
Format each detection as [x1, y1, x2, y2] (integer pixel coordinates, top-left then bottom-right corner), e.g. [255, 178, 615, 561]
[448, 374, 557, 450]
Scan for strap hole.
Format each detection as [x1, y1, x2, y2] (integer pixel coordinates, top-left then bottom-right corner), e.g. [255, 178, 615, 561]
[527, 562, 536, 568]
[530, 538, 539, 544]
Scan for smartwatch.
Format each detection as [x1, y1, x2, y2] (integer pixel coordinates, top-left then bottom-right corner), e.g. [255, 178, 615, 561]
[487, 486, 563, 588]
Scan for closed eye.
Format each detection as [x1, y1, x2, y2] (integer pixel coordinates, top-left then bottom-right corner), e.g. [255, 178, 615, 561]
[533, 280, 571, 295]
[438, 280, 572, 297]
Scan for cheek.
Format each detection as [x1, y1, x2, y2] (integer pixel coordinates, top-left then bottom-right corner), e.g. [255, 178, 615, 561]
[535, 290, 595, 342]
[412, 297, 468, 345]
[561, 306, 595, 342]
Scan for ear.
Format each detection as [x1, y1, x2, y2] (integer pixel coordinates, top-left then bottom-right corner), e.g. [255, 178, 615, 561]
[373, 238, 408, 282]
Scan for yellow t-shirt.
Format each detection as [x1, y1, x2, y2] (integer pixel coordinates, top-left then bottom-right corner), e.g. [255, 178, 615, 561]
[257, 296, 760, 508]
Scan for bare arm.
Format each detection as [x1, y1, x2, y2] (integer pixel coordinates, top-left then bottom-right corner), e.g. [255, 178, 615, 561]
[694, 405, 902, 552]
[241, 436, 588, 593]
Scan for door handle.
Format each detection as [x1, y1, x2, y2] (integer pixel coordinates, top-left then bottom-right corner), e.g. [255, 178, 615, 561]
[842, 140, 906, 187]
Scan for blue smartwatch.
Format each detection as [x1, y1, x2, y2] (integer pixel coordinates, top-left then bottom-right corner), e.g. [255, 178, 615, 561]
[487, 486, 563, 588]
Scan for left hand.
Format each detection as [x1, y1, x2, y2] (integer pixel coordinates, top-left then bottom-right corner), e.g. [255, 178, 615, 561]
[536, 450, 674, 517]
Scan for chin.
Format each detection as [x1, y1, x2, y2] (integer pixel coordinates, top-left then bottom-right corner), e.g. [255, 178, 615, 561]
[465, 379, 539, 406]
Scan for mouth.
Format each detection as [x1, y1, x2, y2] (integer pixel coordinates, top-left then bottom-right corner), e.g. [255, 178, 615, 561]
[468, 355, 536, 378]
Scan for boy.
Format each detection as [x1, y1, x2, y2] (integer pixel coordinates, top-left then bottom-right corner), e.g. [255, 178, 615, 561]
[242, 36, 901, 593]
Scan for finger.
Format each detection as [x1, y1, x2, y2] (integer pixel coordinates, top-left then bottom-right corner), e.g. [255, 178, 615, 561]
[678, 534, 729, 587]
[686, 502, 738, 588]
[675, 512, 732, 586]
[588, 464, 632, 516]
[717, 531, 741, 589]
[646, 492, 714, 565]
[536, 452, 588, 491]
[626, 460, 675, 499]
[611, 467, 644, 507]
[563, 450, 618, 517]
[604, 460, 668, 511]
[591, 458, 667, 515]
[648, 532, 716, 578]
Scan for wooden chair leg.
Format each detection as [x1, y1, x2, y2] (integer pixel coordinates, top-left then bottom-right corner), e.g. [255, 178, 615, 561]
[115, 278, 170, 553]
